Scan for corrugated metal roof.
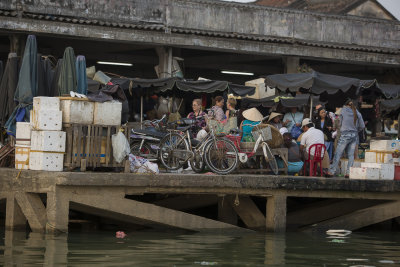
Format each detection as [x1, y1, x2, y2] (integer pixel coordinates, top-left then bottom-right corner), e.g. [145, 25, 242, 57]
[0, 9, 398, 55]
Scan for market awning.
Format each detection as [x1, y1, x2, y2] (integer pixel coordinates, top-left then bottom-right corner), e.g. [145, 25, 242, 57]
[380, 98, 400, 113]
[111, 77, 255, 97]
[265, 71, 360, 95]
[241, 94, 325, 109]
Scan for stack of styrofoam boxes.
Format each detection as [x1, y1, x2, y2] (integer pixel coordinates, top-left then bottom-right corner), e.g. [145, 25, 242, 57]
[245, 78, 276, 99]
[60, 99, 94, 125]
[350, 140, 399, 180]
[15, 122, 32, 170]
[29, 97, 65, 171]
[93, 101, 122, 126]
[339, 159, 362, 176]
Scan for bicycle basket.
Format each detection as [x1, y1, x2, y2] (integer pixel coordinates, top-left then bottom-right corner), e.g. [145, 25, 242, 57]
[252, 125, 272, 141]
[207, 119, 226, 134]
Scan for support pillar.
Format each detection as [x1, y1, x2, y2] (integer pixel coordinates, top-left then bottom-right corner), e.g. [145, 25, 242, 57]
[5, 193, 27, 231]
[46, 189, 70, 234]
[9, 34, 25, 57]
[266, 194, 287, 232]
[155, 46, 173, 78]
[283, 57, 299, 74]
[218, 195, 238, 225]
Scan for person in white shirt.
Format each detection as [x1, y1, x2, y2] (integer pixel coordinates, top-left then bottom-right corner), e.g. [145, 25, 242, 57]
[300, 118, 325, 158]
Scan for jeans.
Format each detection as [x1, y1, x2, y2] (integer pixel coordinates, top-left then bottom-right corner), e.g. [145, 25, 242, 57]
[329, 131, 357, 175]
[325, 141, 333, 160]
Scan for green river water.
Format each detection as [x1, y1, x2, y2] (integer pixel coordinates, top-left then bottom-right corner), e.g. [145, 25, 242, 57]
[1, 230, 399, 266]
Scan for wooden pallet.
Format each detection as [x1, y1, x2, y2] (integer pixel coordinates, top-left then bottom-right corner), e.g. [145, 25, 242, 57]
[64, 124, 131, 171]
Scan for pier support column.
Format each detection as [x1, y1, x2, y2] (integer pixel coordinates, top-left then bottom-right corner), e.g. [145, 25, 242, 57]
[266, 194, 287, 232]
[5, 193, 26, 231]
[218, 195, 238, 225]
[283, 56, 299, 74]
[46, 189, 69, 234]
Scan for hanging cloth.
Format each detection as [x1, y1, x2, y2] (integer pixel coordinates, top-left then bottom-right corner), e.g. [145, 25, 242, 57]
[75, 55, 88, 95]
[58, 47, 77, 95]
[0, 53, 19, 126]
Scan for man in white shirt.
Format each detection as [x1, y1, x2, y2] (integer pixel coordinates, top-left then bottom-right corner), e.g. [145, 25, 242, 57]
[300, 118, 324, 158]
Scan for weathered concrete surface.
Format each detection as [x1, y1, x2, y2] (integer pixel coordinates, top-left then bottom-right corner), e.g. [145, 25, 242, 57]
[14, 192, 46, 232]
[233, 196, 266, 230]
[0, 0, 399, 65]
[1, 168, 400, 199]
[305, 200, 400, 232]
[266, 194, 287, 232]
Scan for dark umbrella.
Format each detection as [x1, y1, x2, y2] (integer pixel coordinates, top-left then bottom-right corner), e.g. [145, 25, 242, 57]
[76, 55, 88, 95]
[58, 47, 77, 95]
[0, 53, 19, 126]
[5, 35, 38, 136]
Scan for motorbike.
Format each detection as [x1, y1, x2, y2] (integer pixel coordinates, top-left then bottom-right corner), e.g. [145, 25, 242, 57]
[129, 115, 168, 161]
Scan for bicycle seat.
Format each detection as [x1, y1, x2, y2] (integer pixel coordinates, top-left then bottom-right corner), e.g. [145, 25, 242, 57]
[177, 126, 192, 132]
[133, 128, 167, 139]
[191, 138, 200, 146]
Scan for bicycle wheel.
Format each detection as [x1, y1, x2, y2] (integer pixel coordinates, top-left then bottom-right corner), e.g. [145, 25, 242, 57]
[130, 142, 151, 157]
[189, 149, 205, 173]
[262, 142, 279, 175]
[159, 132, 189, 170]
[204, 138, 238, 175]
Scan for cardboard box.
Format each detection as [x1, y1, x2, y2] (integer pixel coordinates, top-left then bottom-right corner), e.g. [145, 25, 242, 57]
[361, 162, 394, 180]
[30, 110, 62, 131]
[16, 122, 31, 146]
[33, 97, 60, 111]
[60, 99, 94, 124]
[93, 101, 122, 126]
[31, 130, 66, 152]
[29, 151, 64, 171]
[349, 167, 379, 180]
[15, 145, 30, 170]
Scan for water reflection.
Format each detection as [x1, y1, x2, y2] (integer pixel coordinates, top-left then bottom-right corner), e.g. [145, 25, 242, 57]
[1, 230, 400, 266]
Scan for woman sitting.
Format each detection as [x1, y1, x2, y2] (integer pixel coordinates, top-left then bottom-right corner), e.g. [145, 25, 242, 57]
[240, 107, 263, 142]
[268, 112, 284, 130]
[208, 96, 226, 122]
[187, 98, 206, 138]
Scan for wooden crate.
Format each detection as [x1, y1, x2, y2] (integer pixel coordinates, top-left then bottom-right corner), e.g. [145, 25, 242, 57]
[64, 124, 131, 170]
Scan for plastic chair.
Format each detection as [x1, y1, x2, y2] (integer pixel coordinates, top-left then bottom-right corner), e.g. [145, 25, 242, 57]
[303, 143, 326, 177]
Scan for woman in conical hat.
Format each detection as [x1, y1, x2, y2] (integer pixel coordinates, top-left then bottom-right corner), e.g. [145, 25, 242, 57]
[268, 112, 283, 130]
[240, 107, 263, 142]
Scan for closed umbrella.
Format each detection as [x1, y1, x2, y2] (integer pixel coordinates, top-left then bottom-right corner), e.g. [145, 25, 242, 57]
[58, 47, 76, 95]
[76, 55, 88, 95]
[5, 35, 38, 135]
[0, 53, 19, 126]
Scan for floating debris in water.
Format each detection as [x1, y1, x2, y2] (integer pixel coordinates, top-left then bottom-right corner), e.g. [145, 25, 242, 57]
[194, 261, 218, 265]
[326, 229, 352, 237]
[116, 231, 127, 238]
[379, 260, 395, 264]
[330, 239, 345, 243]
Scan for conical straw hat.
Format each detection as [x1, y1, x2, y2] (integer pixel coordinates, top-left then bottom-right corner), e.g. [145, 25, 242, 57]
[268, 112, 282, 122]
[242, 107, 263, 121]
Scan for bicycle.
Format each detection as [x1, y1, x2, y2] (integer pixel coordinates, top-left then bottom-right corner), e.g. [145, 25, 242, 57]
[159, 113, 238, 175]
[226, 118, 279, 175]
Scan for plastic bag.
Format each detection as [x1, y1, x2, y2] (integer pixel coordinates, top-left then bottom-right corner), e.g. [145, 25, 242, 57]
[112, 131, 130, 163]
[129, 154, 159, 174]
[291, 125, 302, 139]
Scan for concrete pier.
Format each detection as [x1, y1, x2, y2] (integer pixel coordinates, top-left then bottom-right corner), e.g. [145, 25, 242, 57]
[1, 168, 400, 233]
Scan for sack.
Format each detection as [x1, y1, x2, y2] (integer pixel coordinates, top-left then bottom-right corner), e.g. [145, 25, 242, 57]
[111, 131, 130, 163]
[291, 125, 302, 139]
[129, 154, 159, 174]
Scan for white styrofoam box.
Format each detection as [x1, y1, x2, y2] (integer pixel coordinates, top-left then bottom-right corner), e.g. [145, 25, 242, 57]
[349, 167, 380, 180]
[16, 122, 31, 146]
[339, 159, 362, 176]
[93, 101, 122, 126]
[29, 151, 64, 171]
[370, 140, 399, 151]
[30, 110, 62, 131]
[365, 150, 393, 164]
[31, 130, 66, 152]
[60, 100, 94, 124]
[361, 162, 394, 180]
[15, 145, 30, 170]
[393, 158, 400, 164]
[33, 97, 60, 111]
[245, 78, 276, 99]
